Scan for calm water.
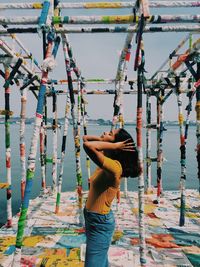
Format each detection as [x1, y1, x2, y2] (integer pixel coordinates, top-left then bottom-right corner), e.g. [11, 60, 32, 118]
[0, 124, 198, 226]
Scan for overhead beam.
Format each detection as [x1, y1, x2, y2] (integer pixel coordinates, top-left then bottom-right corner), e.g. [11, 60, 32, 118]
[0, 25, 199, 34]
[0, 14, 199, 25]
[0, 1, 199, 9]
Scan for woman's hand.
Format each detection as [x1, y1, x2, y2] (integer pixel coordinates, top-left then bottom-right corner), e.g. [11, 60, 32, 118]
[115, 139, 136, 152]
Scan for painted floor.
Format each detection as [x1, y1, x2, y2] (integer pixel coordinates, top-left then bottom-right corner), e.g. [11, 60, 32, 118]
[0, 189, 199, 267]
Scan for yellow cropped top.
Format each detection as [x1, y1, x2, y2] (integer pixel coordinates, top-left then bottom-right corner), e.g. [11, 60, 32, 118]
[86, 156, 122, 214]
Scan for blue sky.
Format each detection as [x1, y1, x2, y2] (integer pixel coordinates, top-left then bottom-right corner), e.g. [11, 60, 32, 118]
[0, 0, 199, 121]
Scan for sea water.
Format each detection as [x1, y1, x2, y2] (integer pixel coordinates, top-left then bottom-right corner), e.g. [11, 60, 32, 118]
[0, 124, 198, 226]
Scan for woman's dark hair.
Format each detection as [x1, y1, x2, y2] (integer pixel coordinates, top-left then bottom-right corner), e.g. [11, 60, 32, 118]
[111, 128, 141, 178]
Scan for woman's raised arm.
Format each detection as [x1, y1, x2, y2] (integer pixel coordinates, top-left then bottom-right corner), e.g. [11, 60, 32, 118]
[83, 139, 134, 167]
[82, 135, 103, 142]
[83, 141, 106, 167]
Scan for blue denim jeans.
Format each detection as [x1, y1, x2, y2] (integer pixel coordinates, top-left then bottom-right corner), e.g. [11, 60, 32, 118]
[84, 208, 115, 267]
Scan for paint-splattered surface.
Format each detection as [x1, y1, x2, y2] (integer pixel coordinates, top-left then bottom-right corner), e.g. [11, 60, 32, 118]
[0, 189, 199, 266]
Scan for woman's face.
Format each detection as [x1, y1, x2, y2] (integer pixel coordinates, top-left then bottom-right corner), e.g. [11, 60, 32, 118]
[100, 129, 120, 142]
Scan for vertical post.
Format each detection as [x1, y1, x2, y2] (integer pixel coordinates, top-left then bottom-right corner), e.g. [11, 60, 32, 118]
[189, 33, 193, 52]
[135, 0, 150, 18]
[52, 91, 58, 193]
[55, 94, 70, 214]
[112, 31, 134, 130]
[40, 122, 46, 190]
[184, 79, 194, 144]
[196, 63, 200, 194]
[154, 91, 164, 204]
[62, 33, 84, 209]
[134, 0, 148, 258]
[12, 33, 59, 266]
[175, 76, 186, 226]
[124, 177, 128, 198]
[4, 65, 12, 228]
[40, 29, 47, 191]
[68, 42, 86, 200]
[136, 43, 146, 266]
[146, 91, 152, 192]
[38, 0, 51, 28]
[20, 87, 27, 201]
[76, 79, 83, 207]
[81, 90, 91, 189]
[44, 97, 48, 185]
[56, 31, 87, 212]
[112, 31, 134, 201]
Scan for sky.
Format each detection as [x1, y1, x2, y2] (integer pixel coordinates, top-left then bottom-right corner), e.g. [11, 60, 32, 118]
[0, 0, 199, 122]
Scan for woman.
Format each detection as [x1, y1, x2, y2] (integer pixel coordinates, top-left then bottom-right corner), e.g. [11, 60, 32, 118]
[83, 128, 140, 267]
